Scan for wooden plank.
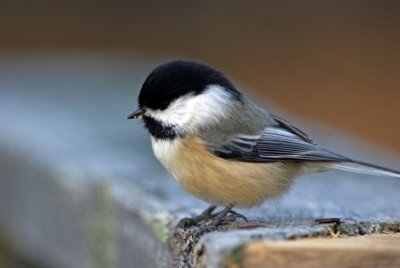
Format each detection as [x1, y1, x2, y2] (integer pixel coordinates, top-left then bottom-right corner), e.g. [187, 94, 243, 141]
[226, 234, 400, 268]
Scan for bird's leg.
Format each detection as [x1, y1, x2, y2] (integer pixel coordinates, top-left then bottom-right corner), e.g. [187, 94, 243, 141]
[192, 204, 248, 236]
[177, 204, 248, 231]
[208, 204, 236, 227]
[202, 205, 218, 217]
[193, 205, 218, 221]
[177, 205, 217, 228]
[196, 206, 248, 223]
[206, 205, 248, 228]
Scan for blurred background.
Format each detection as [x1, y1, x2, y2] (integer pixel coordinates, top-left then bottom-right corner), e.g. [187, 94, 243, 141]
[1, 1, 400, 267]
[1, 0, 400, 151]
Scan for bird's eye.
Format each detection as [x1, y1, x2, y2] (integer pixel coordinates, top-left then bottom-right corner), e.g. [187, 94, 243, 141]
[159, 101, 169, 111]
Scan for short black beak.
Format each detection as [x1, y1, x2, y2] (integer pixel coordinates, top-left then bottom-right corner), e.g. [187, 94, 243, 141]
[127, 108, 144, 119]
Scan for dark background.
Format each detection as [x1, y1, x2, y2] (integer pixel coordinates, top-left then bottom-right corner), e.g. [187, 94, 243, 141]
[1, 0, 400, 152]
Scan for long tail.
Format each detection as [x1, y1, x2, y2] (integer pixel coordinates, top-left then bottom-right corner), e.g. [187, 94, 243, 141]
[328, 160, 400, 179]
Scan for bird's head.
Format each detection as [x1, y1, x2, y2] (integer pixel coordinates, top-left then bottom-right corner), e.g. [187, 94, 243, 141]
[128, 60, 242, 139]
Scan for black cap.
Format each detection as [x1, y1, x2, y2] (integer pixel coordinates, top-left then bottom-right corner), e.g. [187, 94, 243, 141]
[138, 60, 240, 110]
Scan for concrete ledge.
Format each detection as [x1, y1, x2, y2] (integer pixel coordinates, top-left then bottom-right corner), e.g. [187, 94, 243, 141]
[1, 54, 400, 267]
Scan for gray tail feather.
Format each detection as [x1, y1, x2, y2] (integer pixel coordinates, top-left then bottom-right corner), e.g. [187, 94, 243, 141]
[328, 160, 400, 179]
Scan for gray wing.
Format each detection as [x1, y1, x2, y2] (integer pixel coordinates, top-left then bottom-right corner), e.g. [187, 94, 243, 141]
[205, 118, 349, 163]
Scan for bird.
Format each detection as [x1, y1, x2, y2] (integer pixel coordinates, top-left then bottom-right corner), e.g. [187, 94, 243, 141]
[128, 60, 400, 228]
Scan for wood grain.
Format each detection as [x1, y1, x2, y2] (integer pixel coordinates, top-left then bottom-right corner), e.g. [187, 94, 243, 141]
[227, 234, 400, 268]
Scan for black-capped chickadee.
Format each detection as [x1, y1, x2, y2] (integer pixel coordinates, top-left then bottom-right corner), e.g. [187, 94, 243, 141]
[128, 60, 400, 226]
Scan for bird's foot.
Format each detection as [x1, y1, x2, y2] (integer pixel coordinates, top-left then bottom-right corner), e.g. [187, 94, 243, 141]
[227, 209, 248, 223]
[177, 205, 217, 228]
[189, 205, 248, 237]
[203, 205, 248, 228]
[177, 204, 249, 229]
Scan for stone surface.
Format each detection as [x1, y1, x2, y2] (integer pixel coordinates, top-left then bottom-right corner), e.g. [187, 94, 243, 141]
[0, 53, 400, 267]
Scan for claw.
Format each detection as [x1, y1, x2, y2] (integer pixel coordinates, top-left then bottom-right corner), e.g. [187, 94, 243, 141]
[177, 204, 248, 236]
[228, 210, 248, 222]
[177, 205, 217, 228]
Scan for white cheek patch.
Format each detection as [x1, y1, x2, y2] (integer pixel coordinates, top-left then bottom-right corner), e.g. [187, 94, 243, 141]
[146, 95, 193, 127]
[145, 85, 234, 131]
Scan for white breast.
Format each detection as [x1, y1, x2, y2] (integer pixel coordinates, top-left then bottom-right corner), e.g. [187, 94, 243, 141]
[151, 137, 180, 179]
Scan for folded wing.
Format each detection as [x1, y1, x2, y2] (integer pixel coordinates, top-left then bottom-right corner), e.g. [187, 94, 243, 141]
[205, 116, 349, 163]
